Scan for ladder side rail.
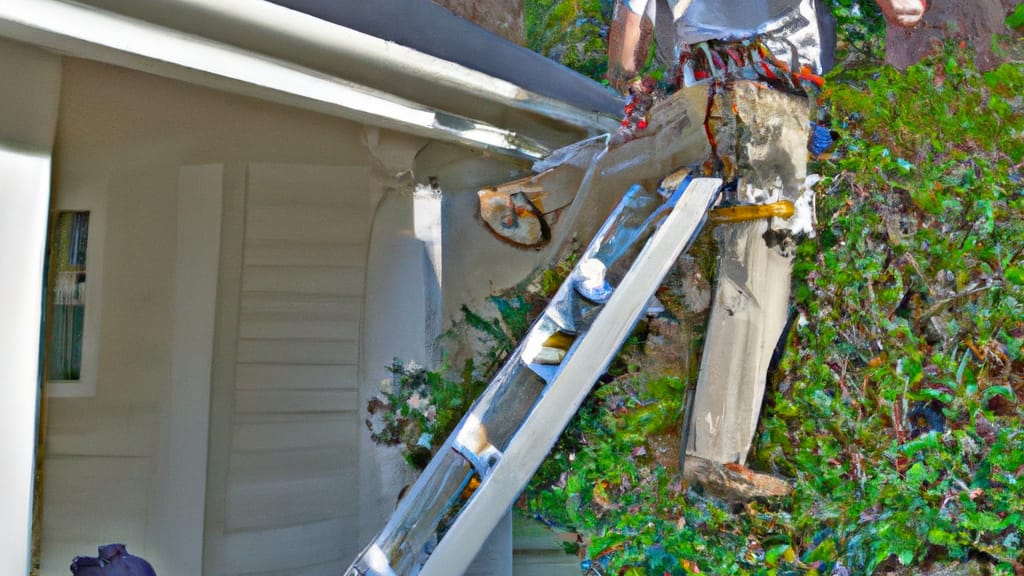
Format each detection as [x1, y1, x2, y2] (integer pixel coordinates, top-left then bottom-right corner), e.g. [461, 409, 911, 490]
[418, 178, 721, 576]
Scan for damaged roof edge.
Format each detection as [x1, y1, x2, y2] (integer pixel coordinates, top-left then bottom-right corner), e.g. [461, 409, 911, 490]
[266, 0, 624, 118]
[0, 0, 619, 157]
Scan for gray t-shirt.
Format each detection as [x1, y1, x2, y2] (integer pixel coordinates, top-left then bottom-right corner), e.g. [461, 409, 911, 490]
[625, 0, 826, 73]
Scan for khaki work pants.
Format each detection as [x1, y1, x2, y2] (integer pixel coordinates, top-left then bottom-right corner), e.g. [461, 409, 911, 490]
[685, 81, 811, 465]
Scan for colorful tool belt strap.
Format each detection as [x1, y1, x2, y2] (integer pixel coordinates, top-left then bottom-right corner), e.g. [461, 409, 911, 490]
[680, 38, 824, 94]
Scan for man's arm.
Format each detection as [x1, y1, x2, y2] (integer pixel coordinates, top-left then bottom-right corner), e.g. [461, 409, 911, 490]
[874, 0, 926, 27]
[606, 0, 693, 92]
[606, 1, 650, 92]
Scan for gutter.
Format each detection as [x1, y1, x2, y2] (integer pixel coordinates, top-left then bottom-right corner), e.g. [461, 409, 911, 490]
[155, 0, 624, 132]
[264, 0, 624, 117]
[0, 0, 614, 156]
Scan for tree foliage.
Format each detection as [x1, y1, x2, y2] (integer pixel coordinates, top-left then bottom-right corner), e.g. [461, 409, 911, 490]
[522, 47, 1023, 574]
[526, 0, 614, 81]
[519, 5, 1024, 570]
[373, 4, 1024, 574]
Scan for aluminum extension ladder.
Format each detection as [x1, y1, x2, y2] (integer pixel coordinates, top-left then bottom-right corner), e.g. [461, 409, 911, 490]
[347, 174, 723, 576]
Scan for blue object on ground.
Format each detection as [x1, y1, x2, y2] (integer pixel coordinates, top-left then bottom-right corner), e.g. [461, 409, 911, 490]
[809, 122, 834, 155]
[70, 544, 156, 576]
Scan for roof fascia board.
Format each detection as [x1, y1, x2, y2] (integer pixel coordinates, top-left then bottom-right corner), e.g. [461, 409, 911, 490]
[265, 0, 623, 117]
[132, 0, 621, 133]
[0, 0, 560, 159]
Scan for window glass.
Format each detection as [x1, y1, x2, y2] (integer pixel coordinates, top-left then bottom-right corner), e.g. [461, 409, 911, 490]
[48, 211, 89, 381]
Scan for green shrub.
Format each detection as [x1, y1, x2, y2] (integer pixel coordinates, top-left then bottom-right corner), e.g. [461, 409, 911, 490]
[524, 47, 1024, 575]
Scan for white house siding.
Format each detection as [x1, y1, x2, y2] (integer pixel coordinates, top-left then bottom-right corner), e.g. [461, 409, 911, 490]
[39, 59, 378, 576]
[218, 163, 369, 575]
[36, 53, 590, 576]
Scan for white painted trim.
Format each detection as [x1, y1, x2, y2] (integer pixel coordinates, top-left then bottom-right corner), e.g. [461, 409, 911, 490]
[413, 183, 443, 360]
[0, 0, 552, 158]
[154, 165, 223, 574]
[0, 144, 51, 576]
[176, 0, 614, 130]
[171, 0, 615, 131]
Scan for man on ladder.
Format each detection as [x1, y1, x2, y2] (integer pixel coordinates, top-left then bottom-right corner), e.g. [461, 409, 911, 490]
[607, 0, 925, 492]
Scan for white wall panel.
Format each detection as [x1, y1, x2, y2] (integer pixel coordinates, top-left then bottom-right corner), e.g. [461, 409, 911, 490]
[236, 339, 359, 365]
[44, 404, 156, 458]
[240, 294, 363, 319]
[239, 317, 359, 340]
[242, 265, 365, 296]
[231, 415, 357, 453]
[226, 474, 356, 531]
[242, 559, 347, 576]
[234, 389, 358, 414]
[234, 364, 358, 391]
[221, 518, 350, 574]
[244, 240, 365, 267]
[246, 165, 371, 207]
[220, 162, 368, 574]
[228, 447, 356, 483]
[148, 164, 223, 575]
[39, 457, 149, 575]
[246, 206, 370, 243]
[38, 61, 377, 576]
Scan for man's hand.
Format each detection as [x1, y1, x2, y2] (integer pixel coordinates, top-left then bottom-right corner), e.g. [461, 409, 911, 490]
[875, 0, 927, 27]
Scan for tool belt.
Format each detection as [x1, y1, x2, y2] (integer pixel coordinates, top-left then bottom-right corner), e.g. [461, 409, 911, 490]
[679, 38, 824, 95]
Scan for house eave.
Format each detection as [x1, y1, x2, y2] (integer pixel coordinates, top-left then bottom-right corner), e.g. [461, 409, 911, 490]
[263, 0, 624, 118]
[0, 0, 622, 158]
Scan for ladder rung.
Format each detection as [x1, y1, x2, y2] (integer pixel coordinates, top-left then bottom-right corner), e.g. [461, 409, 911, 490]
[572, 257, 613, 303]
[523, 360, 558, 383]
[354, 544, 397, 576]
[452, 442, 502, 478]
[452, 417, 503, 478]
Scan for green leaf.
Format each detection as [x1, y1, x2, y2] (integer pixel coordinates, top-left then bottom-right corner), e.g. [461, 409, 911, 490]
[916, 387, 954, 404]
[1006, 267, 1024, 286]
[964, 510, 1003, 532]
[902, 433, 942, 457]
[490, 295, 529, 337]
[804, 539, 836, 563]
[765, 544, 792, 566]
[899, 356, 923, 385]
[898, 549, 914, 565]
[872, 549, 894, 572]
[1007, 3, 1024, 29]
[927, 527, 956, 546]
[905, 461, 936, 486]
[983, 385, 1015, 402]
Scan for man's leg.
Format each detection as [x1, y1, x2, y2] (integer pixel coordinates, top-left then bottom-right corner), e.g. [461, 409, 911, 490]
[686, 220, 793, 464]
[686, 82, 810, 466]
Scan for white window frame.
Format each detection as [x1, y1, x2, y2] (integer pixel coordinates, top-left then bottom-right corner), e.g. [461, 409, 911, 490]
[46, 196, 105, 398]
